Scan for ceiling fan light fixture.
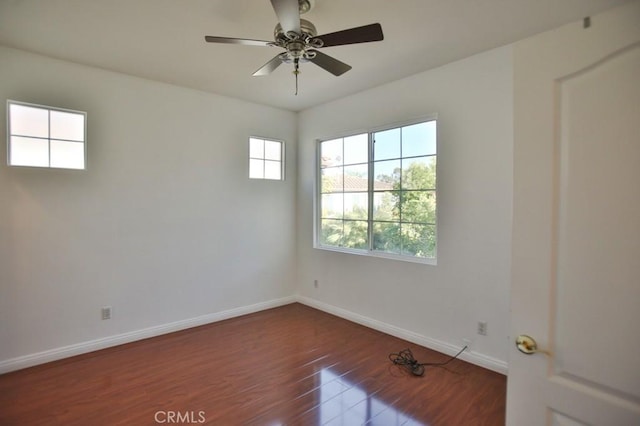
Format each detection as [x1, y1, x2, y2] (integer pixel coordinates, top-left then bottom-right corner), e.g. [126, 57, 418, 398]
[298, 0, 315, 15]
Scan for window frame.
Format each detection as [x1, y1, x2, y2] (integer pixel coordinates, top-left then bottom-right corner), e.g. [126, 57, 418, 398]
[314, 116, 438, 265]
[248, 136, 285, 181]
[6, 99, 87, 170]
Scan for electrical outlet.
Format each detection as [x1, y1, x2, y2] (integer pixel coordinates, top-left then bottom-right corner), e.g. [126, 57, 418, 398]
[101, 306, 112, 320]
[477, 321, 487, 336]
[462, 338, 472, 350]
[313, 279, 319, 288]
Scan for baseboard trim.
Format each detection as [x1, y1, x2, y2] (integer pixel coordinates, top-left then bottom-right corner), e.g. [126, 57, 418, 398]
[0, 296, 296, 374]
[296, 295, 508, 375]
[1, 295, 508, 375]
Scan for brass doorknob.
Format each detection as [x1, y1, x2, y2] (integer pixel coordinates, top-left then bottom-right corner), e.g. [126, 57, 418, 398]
[516, 335, 551, 356]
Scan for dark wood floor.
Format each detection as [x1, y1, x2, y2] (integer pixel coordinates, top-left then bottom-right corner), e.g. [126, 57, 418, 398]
[0, 303, 506, 425]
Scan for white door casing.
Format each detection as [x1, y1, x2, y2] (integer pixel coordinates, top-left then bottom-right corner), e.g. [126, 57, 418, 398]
[508, 2, 640, 425]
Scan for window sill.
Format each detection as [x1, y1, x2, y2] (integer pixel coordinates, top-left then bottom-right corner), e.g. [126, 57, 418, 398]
[314, 244, 437, 266]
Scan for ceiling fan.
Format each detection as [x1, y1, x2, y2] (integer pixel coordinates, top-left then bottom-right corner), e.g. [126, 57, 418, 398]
[204, 0, 384, 93]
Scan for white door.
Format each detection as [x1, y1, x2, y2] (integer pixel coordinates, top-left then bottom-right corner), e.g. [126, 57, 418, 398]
[508, 2, 640, 425]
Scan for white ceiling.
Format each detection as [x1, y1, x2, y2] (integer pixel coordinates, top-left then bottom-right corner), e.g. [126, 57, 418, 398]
[0, 0, 631, 111]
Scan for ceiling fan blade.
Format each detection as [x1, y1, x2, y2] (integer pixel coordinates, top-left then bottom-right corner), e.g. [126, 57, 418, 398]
[253, 55, 284, 76]
[313, 23, 384, 47]
[270, 0, 300, 34]
[307, 50, 352, 76]
[205, 36, 273, 47]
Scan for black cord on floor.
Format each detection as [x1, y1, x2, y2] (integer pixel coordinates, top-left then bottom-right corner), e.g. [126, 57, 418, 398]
[388, 346, 467, 376]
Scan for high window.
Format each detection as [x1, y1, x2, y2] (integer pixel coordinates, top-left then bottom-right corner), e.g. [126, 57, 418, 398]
[249, 137, 284, 180]
[317, 118, 437, 263]
[7, 100, 86, 169]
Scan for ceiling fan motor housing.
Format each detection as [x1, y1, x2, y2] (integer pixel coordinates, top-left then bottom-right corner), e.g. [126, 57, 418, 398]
[274, 18, 318, 41]
[274, 19, 322, 63]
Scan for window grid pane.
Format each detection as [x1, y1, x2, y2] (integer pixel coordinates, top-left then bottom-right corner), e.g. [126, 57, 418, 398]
[343, 133, 368, 165]
[249, 138, 264, 159]
[343, 164, 368, 193]
[50, 110, 85, 141]
[50, 140, 85, 169]
[9, 136, 49, 167]
[264, 159, 281, 180]
[9, 104, 49, 138]
[320, 138, 343, 168]
[264, 140, 282, 161]
[321, 167, 344, 193]
[249, 158, 264, 179]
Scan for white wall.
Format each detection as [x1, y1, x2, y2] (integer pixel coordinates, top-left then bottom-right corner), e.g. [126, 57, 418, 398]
[0, 46, 297, 369]
[0, 42, 513, 373]
[296, 45, 513, 370]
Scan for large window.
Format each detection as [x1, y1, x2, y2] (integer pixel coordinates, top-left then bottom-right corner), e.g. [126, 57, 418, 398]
[317, 118, 437, 263]
[7, 100, 86, 169]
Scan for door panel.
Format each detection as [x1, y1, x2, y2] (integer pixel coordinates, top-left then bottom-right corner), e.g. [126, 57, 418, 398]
[555, 45, 640, 400]
[508, 2, 640, 425]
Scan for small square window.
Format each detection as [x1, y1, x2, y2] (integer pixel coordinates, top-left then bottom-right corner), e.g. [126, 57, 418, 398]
[7, 100, 87, 170]
[249, 137, 284, 180]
